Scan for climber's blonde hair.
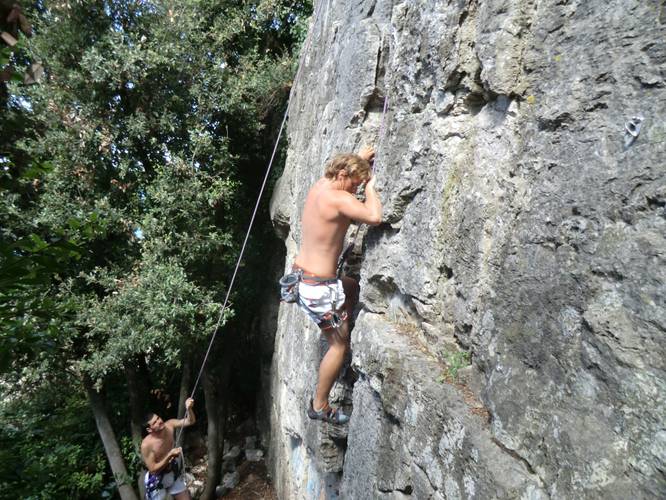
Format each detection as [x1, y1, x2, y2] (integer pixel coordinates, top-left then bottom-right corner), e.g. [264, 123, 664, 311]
[324, 154, 371, 181]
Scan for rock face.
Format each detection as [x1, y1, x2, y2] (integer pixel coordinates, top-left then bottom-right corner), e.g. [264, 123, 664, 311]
[265, 1, 666, 499]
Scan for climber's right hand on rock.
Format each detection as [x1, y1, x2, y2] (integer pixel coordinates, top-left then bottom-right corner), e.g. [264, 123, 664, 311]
[359, 145, 375, 163]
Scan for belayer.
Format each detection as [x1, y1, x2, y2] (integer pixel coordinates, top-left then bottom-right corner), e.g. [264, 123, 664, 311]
[281, 145, 382, 424]
[141, 398, 196, 500]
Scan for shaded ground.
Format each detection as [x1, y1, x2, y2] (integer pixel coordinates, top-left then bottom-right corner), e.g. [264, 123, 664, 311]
[224, 460, 277, 500]
[182, 416, 276, 499]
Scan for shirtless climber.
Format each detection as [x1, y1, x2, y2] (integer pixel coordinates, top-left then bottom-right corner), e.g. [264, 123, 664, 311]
[292, 146, 382, 424]
[141, 398, 196, 500]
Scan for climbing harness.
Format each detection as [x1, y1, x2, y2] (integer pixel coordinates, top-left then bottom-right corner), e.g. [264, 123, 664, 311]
[280, 266, 346, 330]
[144, 456, 183, 499]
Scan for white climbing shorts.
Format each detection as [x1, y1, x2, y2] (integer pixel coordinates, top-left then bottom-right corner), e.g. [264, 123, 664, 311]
[297, 279, 347, 329]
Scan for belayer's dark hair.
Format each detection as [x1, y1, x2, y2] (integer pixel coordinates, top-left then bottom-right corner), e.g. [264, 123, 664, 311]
[142, 412, 157, 430]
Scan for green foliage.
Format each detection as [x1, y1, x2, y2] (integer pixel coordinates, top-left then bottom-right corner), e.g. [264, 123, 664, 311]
[0, 380, 106, 499]
[0, 45, 10, 67]
[140, 159, 239, 276]
[77, 260, 225, 382]
[120, 434, 143, 483]
[1, 29, 30, 94]
[0, 152, 116, 370]
[438, 350, 471, 382]
[0, 158, 106, 372]
[1, 0, 312, 497]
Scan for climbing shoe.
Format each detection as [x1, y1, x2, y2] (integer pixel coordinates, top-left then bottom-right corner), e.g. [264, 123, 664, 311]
[307, 399, 350, 424]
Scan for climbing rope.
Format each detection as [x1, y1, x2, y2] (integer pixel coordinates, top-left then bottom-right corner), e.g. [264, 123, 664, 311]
[173, 3, 398, 482]
[337, 26, 395, 272]
[336, 94, 390, 275]
[174, 0, 328, 451]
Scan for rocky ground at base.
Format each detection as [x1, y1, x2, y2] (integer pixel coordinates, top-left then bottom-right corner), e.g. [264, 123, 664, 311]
[223, 460, 277, 500]
[181, 422, 276, 499]
[187, 455, 276, 499]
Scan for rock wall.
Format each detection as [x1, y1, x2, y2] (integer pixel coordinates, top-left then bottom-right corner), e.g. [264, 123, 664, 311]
[266, 1, 666, 499]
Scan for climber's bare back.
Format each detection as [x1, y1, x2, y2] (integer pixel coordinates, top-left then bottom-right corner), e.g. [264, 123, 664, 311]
[294, 179, 353, 277]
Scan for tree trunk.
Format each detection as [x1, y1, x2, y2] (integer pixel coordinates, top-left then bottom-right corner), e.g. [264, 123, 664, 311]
[217, 359, 231, 455]
[125, 361, 144, 448]
[177, 353, 193, 419]
[83, 376, 139, 500]
[200, 366, 222, 500]
[218, 394, 227, 456]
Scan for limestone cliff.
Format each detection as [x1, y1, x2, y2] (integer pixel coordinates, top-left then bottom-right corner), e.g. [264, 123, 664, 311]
[264, 1, 666, 498]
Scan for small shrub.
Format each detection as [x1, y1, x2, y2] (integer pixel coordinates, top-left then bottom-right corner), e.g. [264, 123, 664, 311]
[437, 350, 471, 382]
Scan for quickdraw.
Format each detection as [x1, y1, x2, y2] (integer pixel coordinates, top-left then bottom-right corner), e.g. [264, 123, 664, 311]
[319, 309, 345, 330]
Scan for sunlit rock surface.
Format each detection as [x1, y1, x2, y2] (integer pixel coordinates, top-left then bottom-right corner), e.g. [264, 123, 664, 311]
[265, 1, 666, 498]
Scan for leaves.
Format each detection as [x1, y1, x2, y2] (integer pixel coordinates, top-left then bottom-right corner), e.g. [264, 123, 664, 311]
[0, 46, 10, 67]
[1, 0, 312, 495]
[0, 381, 106, 498]
[78, 260, 224, 383]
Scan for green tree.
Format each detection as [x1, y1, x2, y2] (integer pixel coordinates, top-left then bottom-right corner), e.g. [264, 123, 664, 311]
[1, 0, 311, 498]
